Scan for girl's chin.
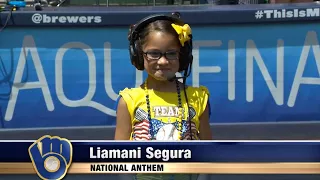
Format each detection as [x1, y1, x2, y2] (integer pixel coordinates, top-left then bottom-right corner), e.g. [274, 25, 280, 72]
[151, 74, 170, 81]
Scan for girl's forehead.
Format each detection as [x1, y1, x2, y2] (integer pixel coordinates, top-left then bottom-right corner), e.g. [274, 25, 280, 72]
[144, 31, 179, 49]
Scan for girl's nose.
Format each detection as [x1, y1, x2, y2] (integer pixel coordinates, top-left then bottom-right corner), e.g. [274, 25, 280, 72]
[157, 56, 169, 65]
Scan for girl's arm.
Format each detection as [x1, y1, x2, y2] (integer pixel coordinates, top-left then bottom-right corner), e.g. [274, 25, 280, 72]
[114, 97, 132, 140]
[199, 103, 212, 140]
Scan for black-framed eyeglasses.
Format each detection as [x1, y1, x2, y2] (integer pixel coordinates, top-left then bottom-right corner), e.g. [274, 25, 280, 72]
[143, 50, 179, 61]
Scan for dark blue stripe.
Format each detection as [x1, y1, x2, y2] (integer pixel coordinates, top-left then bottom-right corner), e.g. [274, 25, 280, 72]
[1, 3, 320, 27]
[4, 142, 320, 162]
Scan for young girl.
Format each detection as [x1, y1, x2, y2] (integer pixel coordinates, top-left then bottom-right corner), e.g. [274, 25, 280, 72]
[114, 12, 212, 180]
[115, 12, 212, 141]
[115, 13, 212, 140]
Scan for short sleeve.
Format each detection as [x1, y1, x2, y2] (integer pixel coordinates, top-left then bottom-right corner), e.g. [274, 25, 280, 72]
[198, 86, 210, 117]
[118, 88, 135, 120]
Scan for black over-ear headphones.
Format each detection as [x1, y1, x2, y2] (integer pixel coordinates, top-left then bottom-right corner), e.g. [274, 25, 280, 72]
[128, 12, 193, 72]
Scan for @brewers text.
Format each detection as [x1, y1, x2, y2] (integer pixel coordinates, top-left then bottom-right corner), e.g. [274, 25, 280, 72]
[90, 147, 191, 161]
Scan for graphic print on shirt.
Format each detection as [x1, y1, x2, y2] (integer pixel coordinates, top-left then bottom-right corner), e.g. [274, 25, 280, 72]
[132, 107, 198, 140]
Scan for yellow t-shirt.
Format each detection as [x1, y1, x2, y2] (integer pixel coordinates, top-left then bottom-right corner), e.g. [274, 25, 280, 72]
[118, 86, 210, 141]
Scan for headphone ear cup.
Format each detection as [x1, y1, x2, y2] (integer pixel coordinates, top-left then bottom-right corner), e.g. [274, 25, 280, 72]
[187, 41, 193, 69]
[129, 38, 145, 70]
[179, 54, 187, 72]
[179, 42, 192, 72]
[134, 40, 145, 70]
[129, 44, 137, 66]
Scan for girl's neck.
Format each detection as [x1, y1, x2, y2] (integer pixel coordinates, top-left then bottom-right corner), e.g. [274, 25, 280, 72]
[144, 76, 178, 92]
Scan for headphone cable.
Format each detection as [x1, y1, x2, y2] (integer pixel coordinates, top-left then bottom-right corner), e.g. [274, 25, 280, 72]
[0, 5, 14, 32]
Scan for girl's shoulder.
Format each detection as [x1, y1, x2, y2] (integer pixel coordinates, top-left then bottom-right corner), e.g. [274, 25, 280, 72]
[186, 85, 210, 96]
[119, 87, 144, 96]
[116, 87, 145, 112]
[118, 85, 210, 99]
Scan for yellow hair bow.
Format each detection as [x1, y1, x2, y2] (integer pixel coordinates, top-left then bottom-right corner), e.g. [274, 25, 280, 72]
[171, 23, 192, 47]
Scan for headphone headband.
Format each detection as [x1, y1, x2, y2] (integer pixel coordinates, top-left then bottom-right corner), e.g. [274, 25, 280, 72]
[129, 14, 184, 43]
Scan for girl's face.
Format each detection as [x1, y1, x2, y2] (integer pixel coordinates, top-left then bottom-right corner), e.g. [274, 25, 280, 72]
[142, 31, 180, 81]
